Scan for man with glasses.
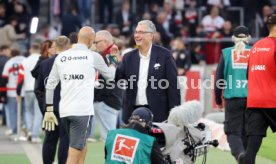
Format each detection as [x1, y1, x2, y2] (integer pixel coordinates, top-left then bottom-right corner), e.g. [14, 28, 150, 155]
[88, 30, 122, 141]
[116, 20, 180, 123]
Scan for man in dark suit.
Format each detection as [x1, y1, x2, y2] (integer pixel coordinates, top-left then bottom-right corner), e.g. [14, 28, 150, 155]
[155, 11, 172, 49]
[116, 20, 180, 123]
[115, 0, 135, 36]
[35, 36, 69, 164]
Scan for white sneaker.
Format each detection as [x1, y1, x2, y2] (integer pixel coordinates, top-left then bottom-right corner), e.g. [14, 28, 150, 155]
[87, 137, 97, 143]
[18, 136, 28, 141]
[5, 129, 13, 136]
[31, 137, 42, 143]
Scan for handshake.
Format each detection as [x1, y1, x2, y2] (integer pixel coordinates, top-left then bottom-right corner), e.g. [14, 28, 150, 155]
[106, 54, 119, 66]
[42, 106, 58, 131]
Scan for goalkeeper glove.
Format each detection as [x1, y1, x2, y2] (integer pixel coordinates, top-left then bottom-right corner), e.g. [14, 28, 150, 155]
[106, 54, 119, 66]
[42, 106, 58, 131]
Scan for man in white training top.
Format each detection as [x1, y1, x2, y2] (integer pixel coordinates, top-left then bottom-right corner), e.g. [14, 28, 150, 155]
[44, 27, 116, 164]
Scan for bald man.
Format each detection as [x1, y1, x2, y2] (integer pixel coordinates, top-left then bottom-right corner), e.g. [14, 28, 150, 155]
[43, 27, 116, 164]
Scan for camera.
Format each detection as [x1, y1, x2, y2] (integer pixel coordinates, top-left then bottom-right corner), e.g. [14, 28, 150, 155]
[150, 122, 218, 164]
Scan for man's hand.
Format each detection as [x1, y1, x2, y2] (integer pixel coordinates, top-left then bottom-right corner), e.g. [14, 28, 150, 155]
[216, 104, 224, 112]
[16, 96, 21, 103]
[177, 68, 185, 76]
[110, 46, 119, 55]
[42, 106, 58, 131]
[110, 46, 122, 62]
[107, 54, 119, 66]
[0, 96, 7, 103]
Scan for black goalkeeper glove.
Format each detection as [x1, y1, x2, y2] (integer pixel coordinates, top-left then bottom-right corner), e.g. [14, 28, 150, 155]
[106, 54, 119, 66]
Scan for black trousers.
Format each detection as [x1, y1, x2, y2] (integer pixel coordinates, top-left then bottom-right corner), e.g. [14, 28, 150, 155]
[42, 113, 69, 164]
[239, 108, 276, 164]
[224, 98, 247, 160]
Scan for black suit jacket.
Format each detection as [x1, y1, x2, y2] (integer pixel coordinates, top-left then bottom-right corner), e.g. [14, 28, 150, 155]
[116, 45, 180, 123]
[155, 23, 172, 48]
[115, 10, 135, 35]
[34, 55, 61, 116]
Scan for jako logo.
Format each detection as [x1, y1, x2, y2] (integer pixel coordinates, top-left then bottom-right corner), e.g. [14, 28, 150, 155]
[63, 74, 84, 80]
[111, 134, 140, 163]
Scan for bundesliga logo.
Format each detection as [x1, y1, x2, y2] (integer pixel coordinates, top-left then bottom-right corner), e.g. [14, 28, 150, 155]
[231, 49, 250, 69]
[111, 134, 140, 163]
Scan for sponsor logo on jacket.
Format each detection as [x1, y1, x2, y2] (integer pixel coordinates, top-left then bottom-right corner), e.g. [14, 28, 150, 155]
[60, 56, 88, 62]
[111, 134, 140, 163]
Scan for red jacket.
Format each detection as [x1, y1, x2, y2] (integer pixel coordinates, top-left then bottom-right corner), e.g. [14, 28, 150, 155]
[247, 37, 276, 108]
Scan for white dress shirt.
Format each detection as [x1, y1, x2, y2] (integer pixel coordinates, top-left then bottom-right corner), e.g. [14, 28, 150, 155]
[135, 44, 152, 105]
[122, 11, 129, 24]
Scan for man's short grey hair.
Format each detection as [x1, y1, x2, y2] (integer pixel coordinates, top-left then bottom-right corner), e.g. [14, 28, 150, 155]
[137, 20, 156, 33]
[96, 30, 113, 44]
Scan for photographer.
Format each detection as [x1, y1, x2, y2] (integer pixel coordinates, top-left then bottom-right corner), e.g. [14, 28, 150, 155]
[105, 107, 166, 164]
[171, 38, 191, 76]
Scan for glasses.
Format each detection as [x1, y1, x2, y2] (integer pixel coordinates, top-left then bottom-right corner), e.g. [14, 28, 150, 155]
[134, 31, 153, 35]
[94, 40, 105, 44]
